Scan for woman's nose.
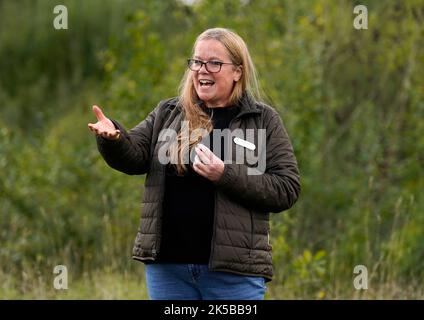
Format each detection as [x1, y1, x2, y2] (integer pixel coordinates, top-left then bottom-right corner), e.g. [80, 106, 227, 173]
[199, 63, 209, 73]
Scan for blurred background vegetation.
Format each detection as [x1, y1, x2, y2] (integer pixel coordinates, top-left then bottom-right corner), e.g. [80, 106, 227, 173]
[0, 0, 423, 299]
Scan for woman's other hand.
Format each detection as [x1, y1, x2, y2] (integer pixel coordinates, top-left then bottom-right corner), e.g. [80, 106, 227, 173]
[88, 105, 121, 140]
[193, 144, 224, 182]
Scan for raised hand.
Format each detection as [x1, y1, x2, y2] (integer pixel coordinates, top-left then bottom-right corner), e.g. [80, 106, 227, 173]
[193, 144, 225, 182]
[87, 105, 121, 140]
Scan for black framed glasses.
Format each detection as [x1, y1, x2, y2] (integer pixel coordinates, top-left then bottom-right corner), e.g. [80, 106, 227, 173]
[187, 58, 238, 73]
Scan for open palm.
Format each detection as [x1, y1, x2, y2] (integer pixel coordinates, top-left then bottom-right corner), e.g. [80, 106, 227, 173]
[87, 105, 120, 140]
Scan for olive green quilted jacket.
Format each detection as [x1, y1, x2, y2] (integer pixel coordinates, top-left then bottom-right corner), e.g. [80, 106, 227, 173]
[95, 93, 300, 281]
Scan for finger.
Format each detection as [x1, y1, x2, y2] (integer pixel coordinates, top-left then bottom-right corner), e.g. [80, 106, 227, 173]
[194, 154, 201, 165]
[92, 105, 106, 121]
[209, 153, 222, 165]
[90, 126, 99, 135]
[88, 124, 96, 134]
[198, 144, 216, 163]
[88, 122, 99, 131]
[100, 131, 109, 139]
[108, 131, 119, 139]
[193, 161, 207, 177]
[197, 144, 212, 157]
[195, 146, 210, 164]
[194, 155, 207, 170]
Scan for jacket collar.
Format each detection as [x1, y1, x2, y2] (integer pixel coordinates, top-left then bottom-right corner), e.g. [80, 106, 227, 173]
[175, 92, 261, 118]
[235, 92, 261, 117]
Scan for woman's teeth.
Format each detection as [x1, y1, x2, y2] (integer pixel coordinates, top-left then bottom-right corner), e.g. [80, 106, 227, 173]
[199, 80, 215, 86]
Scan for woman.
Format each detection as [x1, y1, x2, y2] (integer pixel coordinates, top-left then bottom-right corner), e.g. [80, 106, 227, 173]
[88, 28, 300, 300]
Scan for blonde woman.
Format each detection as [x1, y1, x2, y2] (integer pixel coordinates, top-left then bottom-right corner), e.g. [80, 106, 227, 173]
[88, 28, 300, 300]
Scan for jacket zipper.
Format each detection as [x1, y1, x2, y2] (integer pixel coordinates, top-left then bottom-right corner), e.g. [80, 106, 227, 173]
[208, 192, 218, 269]
[249, 211, 254, 258]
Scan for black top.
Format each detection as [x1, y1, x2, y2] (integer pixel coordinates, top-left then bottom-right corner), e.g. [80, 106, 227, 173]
[157, 104, 240, 263]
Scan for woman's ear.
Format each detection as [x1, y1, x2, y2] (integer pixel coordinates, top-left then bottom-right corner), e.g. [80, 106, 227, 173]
[234, 65, 243, 82]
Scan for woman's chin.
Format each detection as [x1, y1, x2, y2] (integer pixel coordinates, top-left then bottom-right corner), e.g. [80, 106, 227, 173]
[197, 93, 214, 103]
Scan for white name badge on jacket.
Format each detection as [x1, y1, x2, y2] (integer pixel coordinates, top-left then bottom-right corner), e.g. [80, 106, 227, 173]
[233, 137, 256, 151]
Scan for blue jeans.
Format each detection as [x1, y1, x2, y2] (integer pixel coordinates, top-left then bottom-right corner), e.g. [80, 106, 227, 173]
[145, 264, 266, 300]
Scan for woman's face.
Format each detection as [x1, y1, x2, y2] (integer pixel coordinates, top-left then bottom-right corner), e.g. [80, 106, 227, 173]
[192, 39, 242, 108]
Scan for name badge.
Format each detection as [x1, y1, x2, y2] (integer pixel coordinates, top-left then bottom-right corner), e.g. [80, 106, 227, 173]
[233, 137, 256, 151]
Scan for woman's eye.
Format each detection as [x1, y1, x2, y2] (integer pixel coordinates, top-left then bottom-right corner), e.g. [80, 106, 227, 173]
[210, 61, 222, 66]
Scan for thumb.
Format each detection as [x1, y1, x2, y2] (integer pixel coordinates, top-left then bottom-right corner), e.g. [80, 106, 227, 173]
[92, 105, 106, 121]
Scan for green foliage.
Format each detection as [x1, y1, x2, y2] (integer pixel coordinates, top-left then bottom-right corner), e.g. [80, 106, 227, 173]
[1, 0, 423, 298]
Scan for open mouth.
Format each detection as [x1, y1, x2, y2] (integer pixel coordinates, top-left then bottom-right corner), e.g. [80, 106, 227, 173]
[199, 79, 215, 87]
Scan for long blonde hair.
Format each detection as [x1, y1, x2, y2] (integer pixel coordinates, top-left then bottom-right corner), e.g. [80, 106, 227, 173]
[169, 27, 261, 175]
